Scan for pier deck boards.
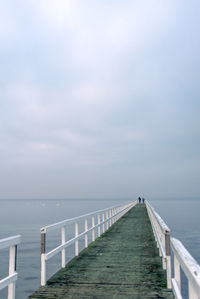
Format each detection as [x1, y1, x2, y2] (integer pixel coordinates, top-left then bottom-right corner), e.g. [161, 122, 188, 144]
[28, 205, 173, 299]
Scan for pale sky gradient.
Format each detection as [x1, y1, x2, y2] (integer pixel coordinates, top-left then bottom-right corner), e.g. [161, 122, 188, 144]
[0, 0, 200, 199]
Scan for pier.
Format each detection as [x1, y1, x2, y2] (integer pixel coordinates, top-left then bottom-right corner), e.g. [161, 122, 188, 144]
[28, 204, 173, 298]
[1, 200, 200, 299]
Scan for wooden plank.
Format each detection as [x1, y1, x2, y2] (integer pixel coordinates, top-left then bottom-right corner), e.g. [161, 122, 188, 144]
[28, 205, 174, 299]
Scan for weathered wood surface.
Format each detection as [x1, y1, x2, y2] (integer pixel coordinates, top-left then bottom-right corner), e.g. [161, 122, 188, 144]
[28, 205, 174, 298]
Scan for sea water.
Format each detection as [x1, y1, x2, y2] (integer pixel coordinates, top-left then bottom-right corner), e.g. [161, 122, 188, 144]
[0, 198, 199, 299]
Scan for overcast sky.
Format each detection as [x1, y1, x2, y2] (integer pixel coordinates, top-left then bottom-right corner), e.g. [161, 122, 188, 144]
[0, 0, 200, 200]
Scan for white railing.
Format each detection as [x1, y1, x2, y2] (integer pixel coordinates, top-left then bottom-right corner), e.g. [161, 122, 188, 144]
[145, 201, 171, 288]
[171, 237, 200, 299]
[0, 235, 21, 299]
[146, 201, 200, 298]
[40, 200, 137, 286]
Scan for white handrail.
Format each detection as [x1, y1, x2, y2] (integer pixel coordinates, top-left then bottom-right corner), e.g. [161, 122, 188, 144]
[0, 236, 21, 250]
[45, 218, 112, 261]
[40, 200, 137, 286]
[145, 201, 171, 289]
[41, 202, 134, 233]
[145, 201, 170, 233]
[145, 200, 200, 298]
[171, 238, 200, 299]
[0, 235, 21, 299]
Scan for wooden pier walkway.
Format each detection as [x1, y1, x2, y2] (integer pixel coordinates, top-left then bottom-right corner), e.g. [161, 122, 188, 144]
[28, 205, 174, 299]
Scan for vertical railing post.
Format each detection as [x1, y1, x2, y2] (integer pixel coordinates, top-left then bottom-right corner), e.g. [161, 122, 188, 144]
[98, 214, 101, 237]
[114, 208, 116, 223]
[106, 211, 109, 230]
[115, 208, 118, 221]
[120, 207, 122, 218]
[117, 208, 120, 220]
[118, 208, 120, 220]
[14, 245, 17, 273]
[165, 230, 171, 289]
[121, 207, 126, 216]
[153, 215, 159, 249]
[157, 226, 162, 256]
[61, 226, 66, 268]
[92, 216, 95, 241]
[75, 222, 79, 256]
[174, 254, 181, 290]
[102, 213, 105, 233]
[109, 210, 112, 227]
[85, 218, 88, 248]
[120, 206, 122, 218]
[41, 230, 46, 286]
[160, 230, 166, 270]
[188, 281, 198, 299]
[8, 245, 16, 299]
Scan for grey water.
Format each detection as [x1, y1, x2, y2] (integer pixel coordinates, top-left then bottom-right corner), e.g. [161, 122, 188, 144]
[0, 198, 199, 299]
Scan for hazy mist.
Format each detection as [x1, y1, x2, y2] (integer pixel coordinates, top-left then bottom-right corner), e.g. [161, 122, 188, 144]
[1, 1, 200, 199]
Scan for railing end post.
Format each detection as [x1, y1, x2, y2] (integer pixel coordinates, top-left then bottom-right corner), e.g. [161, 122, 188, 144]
[41, 230, 46, 286]
[41, 230, 46, 255]
[165, 230, 172, 289]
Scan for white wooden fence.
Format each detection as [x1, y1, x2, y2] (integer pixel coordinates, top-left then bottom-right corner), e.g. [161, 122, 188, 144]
[146, 200, 200, 299]
[40, 200, 137, 286]
[0, 235, 21, 299]
[2, 201, 199, 299]
[171, 237, 200, 299]
[145, 200, 171, 288]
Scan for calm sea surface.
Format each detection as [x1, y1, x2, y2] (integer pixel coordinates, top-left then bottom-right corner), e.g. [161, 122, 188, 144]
[0, 198, 199, 299]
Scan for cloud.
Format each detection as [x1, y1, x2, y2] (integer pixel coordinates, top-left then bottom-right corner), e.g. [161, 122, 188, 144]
[0, 1, 200, 198]
[0, 2, 20, 45]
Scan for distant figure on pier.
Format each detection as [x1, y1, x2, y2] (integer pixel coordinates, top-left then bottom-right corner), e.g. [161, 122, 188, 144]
[138, 197, 141, 204]
[142, 198, 145, 203]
